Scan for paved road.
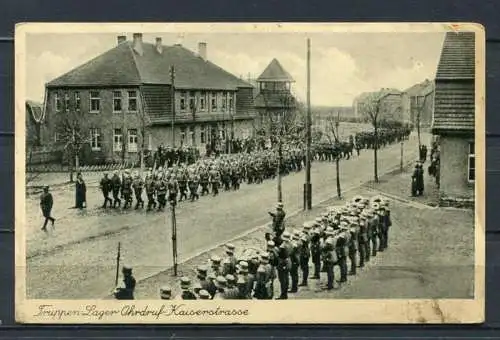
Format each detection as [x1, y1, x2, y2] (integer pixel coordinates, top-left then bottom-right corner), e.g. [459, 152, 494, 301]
[26, 134, 423, 299]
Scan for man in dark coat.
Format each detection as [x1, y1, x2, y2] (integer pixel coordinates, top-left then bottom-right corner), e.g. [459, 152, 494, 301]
[268, 202, 286, 246]
[75, 172, 86, 209]
[99, 173, 113, 208]
[40, 185, 55, 231]
[111, 171, 122, 208]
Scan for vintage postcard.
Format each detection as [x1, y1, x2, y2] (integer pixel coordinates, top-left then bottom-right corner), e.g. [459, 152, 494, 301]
[15, 22, 485, 324]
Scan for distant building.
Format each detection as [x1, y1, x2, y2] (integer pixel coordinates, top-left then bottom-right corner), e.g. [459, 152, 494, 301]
[402, 79, 435, 127]
[26, 100, 46, 147]
[432, 31, 475, 207]
[43, 33, 256, 164]
[254, 59, 298, 135]
[353, 88, 403, 123]
[311, 106, 355, 137]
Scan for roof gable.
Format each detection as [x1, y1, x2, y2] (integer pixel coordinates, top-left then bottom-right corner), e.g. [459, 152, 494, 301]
[47, 43, 142, 87]
[435, 32, 475, 80]
[257, 58, 294, 82]
[46, 40, 253, 90]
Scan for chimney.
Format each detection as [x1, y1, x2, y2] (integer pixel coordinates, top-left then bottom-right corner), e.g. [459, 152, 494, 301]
[132, 33, 143, 56]
[155, 37, 163, 54]
[198, 42, 207, 61]
[117, 35, 127, 45]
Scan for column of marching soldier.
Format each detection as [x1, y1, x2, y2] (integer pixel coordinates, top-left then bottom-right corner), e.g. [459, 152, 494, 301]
[97, 126, 408, 213]
[113, 195, 392, 300]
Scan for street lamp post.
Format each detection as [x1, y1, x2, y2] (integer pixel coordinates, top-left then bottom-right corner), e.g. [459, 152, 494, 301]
[304, 38, 312, 210]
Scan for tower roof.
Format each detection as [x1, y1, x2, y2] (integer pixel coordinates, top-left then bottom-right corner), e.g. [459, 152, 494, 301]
[257, 58, 294, 82]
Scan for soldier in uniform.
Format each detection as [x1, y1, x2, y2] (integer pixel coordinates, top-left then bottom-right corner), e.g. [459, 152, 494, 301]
[145, 173, 157, 211]
[336, 223, 349, 283]
[369, 203, 380, 257]
[223, 243, 237, 275]
[209, 167, 220, 196]
[259, 252, 275, 299]
[188, 171, 200, 202]
[298, 233, 311, 286]
[179, 277, 197, 300]
[132, 172, 144, 209]
[196, 265, 211, 294]
[121, 171, 133, 209]
[113, 264, 136, 300]
[178, 170, 188, 202]
[111, 171, 122, 208]
[268, 202, 286, 246]
[160, 286, 172, 300]
[288, 231, 300, 293]
[40, 185, 55, 231]
[348, 220, 359, 275]
[206, 273, 217, 299]
[322, 235, 336, 290]
[276, 232, 292, 299]
[168, 175, 179, 206]
[210, 255, 222, 277]
[358, 212, 368, 268]
[236, 276, 248, 299]
[310, 228, 321, 279]
[198, 289, 211, 300]
[223, 274, 240, 299]
[253, 266, 268, 299]
[200, 168, 210, 196]
[380, 200, 392, 250]
[99, 173, 113, 208]
[156, 175, 167, 211]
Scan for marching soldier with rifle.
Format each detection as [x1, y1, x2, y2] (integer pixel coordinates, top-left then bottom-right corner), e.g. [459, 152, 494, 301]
[99, 173, 113, 208]
[132, 171, 144, 210]
[113, 264, 136, 300]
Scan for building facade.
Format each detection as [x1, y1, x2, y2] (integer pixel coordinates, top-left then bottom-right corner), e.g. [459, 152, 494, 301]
[43, 33, 256, 164]
[431, 31, 475, 208]
[402, 79, 435, 127]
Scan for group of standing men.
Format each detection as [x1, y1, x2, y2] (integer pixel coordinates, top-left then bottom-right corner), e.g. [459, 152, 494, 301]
[113, 195, 392, 300]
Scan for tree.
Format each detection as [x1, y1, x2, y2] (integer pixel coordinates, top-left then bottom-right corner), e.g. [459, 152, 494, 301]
[413, 93, 430, 150]
[56, 109, 91, 183]
[138, 91, 152, 176]
[325, 113, 342, 199]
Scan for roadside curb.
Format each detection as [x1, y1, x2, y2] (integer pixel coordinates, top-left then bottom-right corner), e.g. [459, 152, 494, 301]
[128, 158, 417, 293]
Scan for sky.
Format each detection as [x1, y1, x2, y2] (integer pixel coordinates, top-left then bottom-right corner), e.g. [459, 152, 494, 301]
[25, 31, 445, 106]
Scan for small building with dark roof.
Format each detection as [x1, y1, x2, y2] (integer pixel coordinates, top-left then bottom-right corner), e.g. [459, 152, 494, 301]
[253, 58, 298, 135]
[43, 33, 257, 164]
[431, 31, 475, 207]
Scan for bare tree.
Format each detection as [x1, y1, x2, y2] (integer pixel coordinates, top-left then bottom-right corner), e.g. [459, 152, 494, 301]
[413, 93, 430, 150]
[325, 113, 342, 199]
[56, 110, 91, 183]
[139, 91, 152, 176]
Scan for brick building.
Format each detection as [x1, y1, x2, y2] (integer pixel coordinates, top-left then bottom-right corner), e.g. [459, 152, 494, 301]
[431, 31, 475, 207]
[44, 33, 256, 164]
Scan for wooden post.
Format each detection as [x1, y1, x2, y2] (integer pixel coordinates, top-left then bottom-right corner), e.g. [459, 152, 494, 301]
[304, 38, 312, 210]
[171, 202, 178, 276]
[170, 66, 176, 148]
[114, 242, 121, 286]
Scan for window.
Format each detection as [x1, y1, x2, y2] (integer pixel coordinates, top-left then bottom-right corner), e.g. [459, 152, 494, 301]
[75, 92, 81, 112]
[468, 142, 475, 183]
[200, 93, 206, 111]
[128, 90, 137, 112]
[222, 92, 227, 111]
[200, 125, 206, 143]
[189, 91, 196, 111]
[180, 127, 186, 145]
[148, 134, 152, 151]
[127, 129, 138, 152]
[90, 128, 102, 151]
[190, 126, 195, 145]
[54, 93, 61, 112]
[113, 128, 123, 151]
[64, 93, 70, 112]
[90, 91, 100, 112]
[211, 92, 217, 111]
[54, 132, 60, 143]
[229, 93, 234, 112]
[113, 91, 122, 112]
[180, 92, 187, 111]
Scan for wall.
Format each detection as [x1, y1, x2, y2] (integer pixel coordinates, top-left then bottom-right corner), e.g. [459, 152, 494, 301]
[439, 135, 474, 200]
[45, 87, 145, 164]
[379, 94, 403, 122]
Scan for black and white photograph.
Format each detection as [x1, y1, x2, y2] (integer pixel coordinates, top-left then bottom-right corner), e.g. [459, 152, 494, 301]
[15, 23, 485, 324]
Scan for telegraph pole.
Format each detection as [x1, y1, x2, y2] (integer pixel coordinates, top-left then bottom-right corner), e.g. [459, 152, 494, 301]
[170, 66, 176, 148]
[303, 38, 312, 210]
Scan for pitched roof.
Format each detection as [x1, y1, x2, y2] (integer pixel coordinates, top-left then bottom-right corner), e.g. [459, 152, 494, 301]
[47, 41, 253, 90]
[404, 80, 434, 96]
[256, 58, 294, 82]
[435, 32, 475, 80]
[432, 32, 475, 133]
[432, 82, 474, 132]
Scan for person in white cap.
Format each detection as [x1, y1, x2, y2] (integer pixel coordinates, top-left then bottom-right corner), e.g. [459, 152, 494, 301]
[160, 285, 172, 300]
[224, 243, 237, 275]
[198, 289, 211, 300]
[269, 202, 286, 246]
[179, 277, 197, 300]
[212, 276, 228, 300]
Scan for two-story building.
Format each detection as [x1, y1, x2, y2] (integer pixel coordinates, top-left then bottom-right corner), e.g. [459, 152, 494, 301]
[432, 31, 475, 208]
[402, 79, 435, 127]
[44, 33, 256, 164]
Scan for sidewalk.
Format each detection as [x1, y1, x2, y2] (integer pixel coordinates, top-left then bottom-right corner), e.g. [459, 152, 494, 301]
[131, 164, 473, 300]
